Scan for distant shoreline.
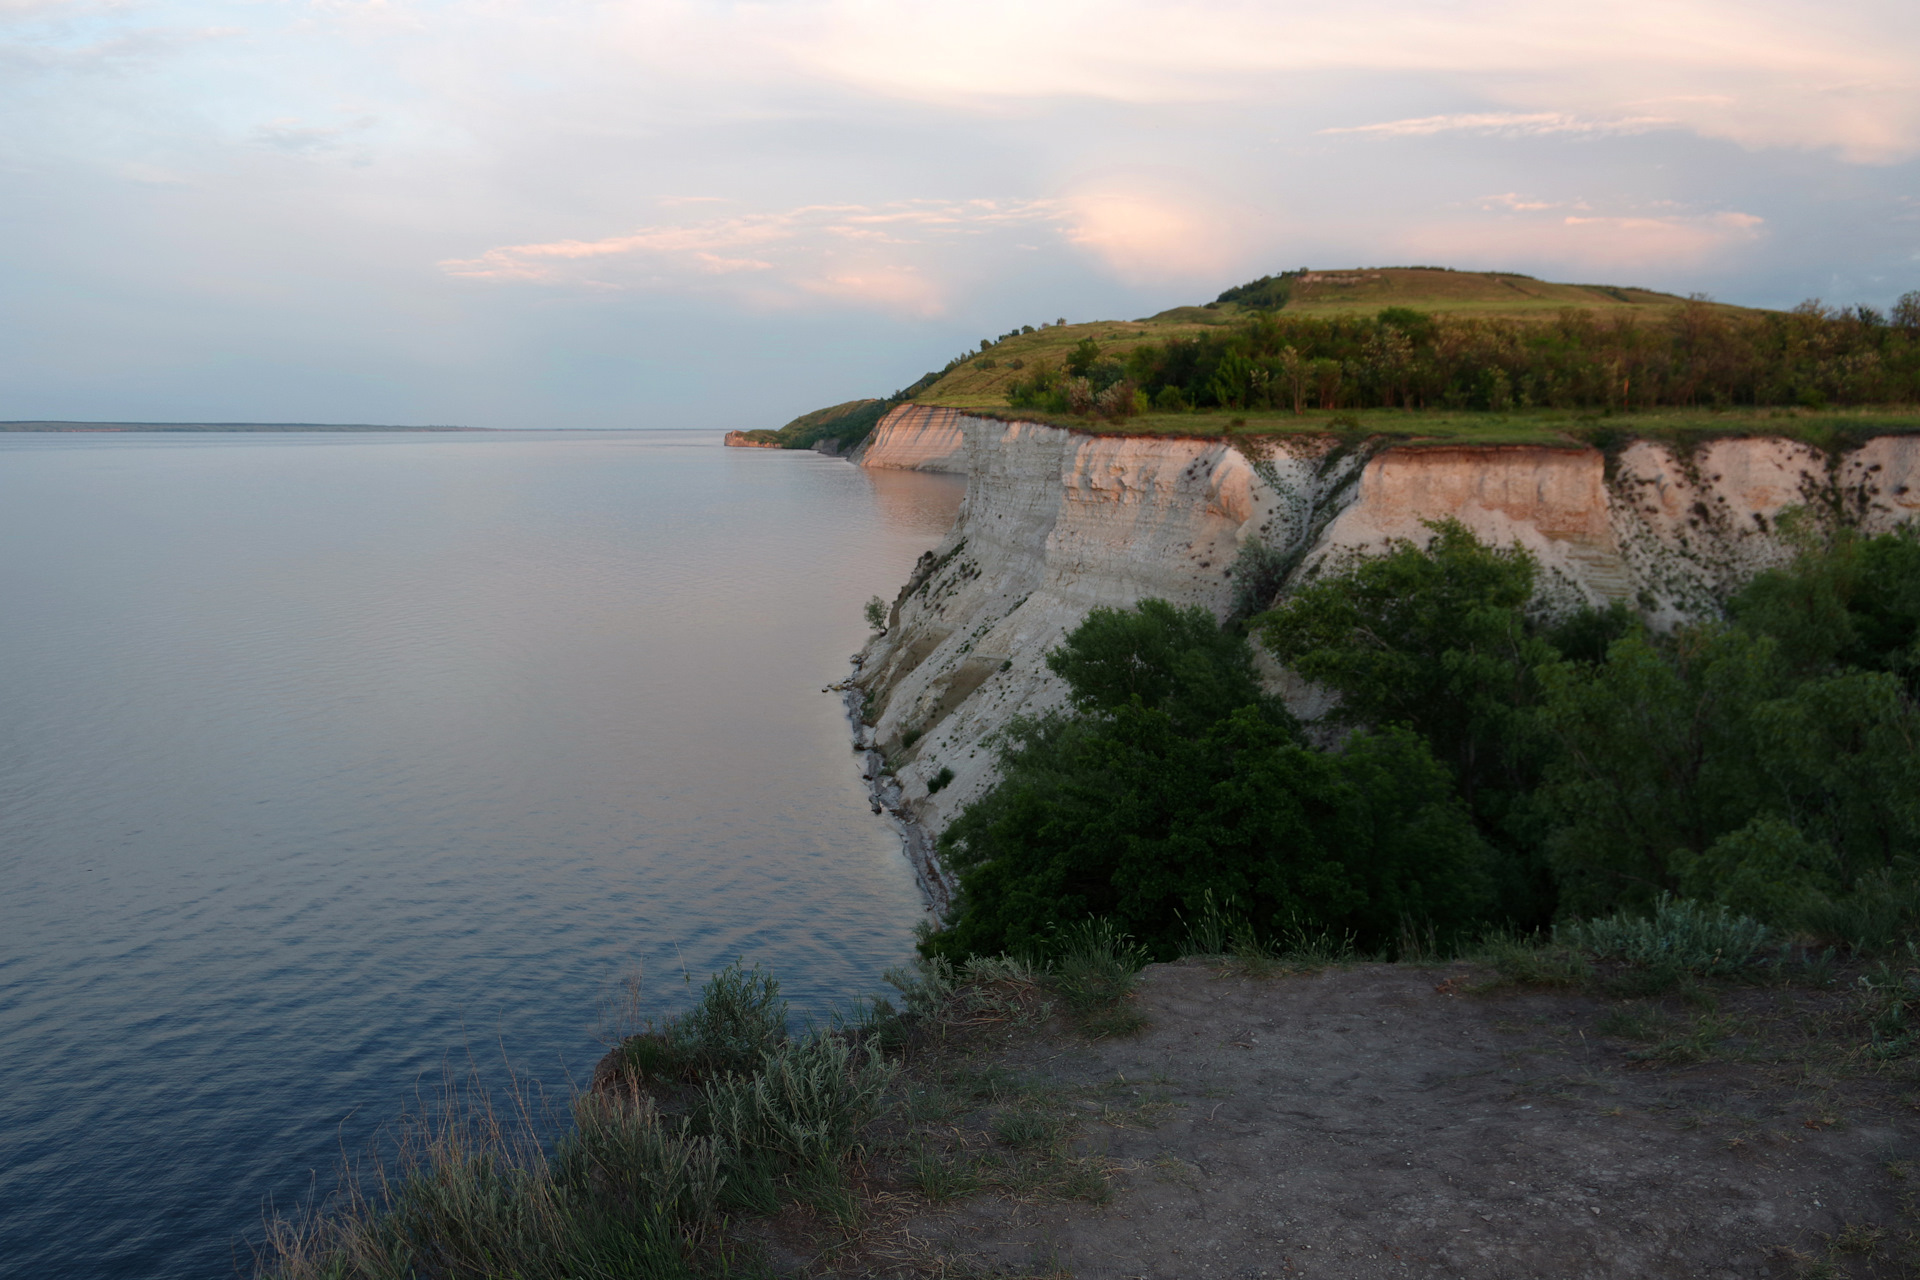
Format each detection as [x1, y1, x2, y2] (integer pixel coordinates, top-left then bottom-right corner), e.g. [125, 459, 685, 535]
[0, 422, 481, 433]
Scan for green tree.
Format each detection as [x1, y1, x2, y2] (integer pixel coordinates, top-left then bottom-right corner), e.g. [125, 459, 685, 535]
[1751, 669, 1920, 883]
[1534, 626, 1784, 914]
[925, 599, 1494, 959]
[1255, 521, 1556, 820]
[928, 706, 1492, 961]
[1046, 598, 1286, 735]
[1065, 337, 1103, 378]
[1732, 526, 1920, 691]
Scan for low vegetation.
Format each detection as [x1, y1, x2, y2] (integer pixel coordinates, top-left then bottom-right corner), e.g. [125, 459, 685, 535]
[259, 895, 1920, 1278]
[257, 943, 1151, 1280]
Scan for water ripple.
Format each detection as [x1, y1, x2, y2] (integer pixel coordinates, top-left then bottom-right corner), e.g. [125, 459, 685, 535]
[0, 430, 964, 1279]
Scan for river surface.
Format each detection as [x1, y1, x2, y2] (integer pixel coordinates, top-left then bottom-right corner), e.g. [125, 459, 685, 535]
[0, 429, 964, 1279]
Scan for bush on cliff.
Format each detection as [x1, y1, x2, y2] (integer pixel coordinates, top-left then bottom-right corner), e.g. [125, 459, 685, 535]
[1730, 524, 1920, 693]
[1045, 598, 1284, 734]
[923, 601, 1497, 961]
[1254, 520, 1591, 924]
[1256, 520, 1560, 815]
[1252, 520, 1920, 946]
[1536, 629, 1920, 928]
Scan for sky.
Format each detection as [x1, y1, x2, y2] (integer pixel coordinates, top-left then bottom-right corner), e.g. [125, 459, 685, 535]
[3, 0, 1918, 429]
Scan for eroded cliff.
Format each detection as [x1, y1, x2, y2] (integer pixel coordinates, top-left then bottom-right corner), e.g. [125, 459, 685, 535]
[850, 406, 1920, 838]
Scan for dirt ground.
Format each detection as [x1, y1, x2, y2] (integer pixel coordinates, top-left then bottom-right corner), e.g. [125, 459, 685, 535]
[763, 959, 1920, 1280]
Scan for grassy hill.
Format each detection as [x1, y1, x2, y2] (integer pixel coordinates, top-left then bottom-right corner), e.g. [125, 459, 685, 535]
[740, 267, 1919, 451]
[1255, 266, 1691, 317]
[920, 267, 1746, 413]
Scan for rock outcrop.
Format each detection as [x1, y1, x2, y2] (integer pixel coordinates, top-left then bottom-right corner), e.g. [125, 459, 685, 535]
[849, 405, 1920, 838]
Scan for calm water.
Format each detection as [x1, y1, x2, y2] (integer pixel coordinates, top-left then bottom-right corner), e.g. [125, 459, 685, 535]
[0, 430, 964, 1278]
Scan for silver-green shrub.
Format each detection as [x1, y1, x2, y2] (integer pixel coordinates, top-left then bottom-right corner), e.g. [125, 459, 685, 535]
[699, 1035, 896, 1174]
[1558, 894, 1774, 974]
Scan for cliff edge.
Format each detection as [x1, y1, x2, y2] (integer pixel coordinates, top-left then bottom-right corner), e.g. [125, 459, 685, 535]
[850, 405, 1920, 838]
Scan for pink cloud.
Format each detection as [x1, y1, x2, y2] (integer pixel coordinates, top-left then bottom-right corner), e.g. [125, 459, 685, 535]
[438, 198, 1071, 314]
[778, 0, 1920, 163]
[1402, 207, 1766, 270]
[1324, 112, 1674, 139]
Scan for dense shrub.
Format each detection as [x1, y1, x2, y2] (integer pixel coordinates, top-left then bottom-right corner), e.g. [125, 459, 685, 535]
[696, 1036, 895, 1184]
[924, 603, 1496, 961]
[1256, 520, 1556, 814]
[618, 961, 788, 1084]
[927, 522, 1916, 971]
[1535, 629, 1920, 923]
[1731, 525, 1920, 692]
[1533, 626, 1787, 915]
[264, 964, 892, 1279]
[1254, 520, 1573, 921]
[1257, 520, 1920, 948]
[1044, 598, 1282, 734]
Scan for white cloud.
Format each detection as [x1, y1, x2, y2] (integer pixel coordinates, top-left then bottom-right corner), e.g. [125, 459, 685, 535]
[250, 116, 378, 154]
[1324, 112, 1675, 140]
[770, 0, 1920, 163]
[1404, 206, 1767, 270]
[440, 198, 1074, 314]
[1062, 189, 1252, 283]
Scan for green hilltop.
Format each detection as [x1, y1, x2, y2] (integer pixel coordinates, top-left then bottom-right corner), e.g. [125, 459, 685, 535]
[739, 267, 1920, 451]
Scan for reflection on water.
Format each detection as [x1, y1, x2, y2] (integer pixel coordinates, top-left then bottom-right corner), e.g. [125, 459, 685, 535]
[0, 430, 964, 1279]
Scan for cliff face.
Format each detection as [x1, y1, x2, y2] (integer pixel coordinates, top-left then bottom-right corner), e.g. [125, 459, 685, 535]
[851, 406, 1920, 835]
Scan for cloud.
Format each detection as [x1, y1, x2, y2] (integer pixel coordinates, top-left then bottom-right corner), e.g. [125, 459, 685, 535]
[440, 198, 1073, 314]
[1063, 190, 1250, 283]
[1323, 112, 1675, 140]
[250, 116, 377, 154]
[775, 0, 1920, 163]
[446, 187, 1269, 307]
[1477, 193, 1594, 213]
[796, 269, 945, 317]
[1404, 206, 1766, 270]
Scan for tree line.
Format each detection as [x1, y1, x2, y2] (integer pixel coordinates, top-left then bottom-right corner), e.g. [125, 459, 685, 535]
[1002, 297, 1920, 419]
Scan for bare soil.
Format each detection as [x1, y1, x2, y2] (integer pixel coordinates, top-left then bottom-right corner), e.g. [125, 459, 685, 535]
[760, 960, 1920, 1279]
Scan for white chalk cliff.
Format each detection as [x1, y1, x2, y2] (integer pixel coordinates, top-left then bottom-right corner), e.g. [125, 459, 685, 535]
[849, 406, 1920, 838]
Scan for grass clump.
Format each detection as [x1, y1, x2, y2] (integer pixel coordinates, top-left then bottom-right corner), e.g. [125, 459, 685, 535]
[1047, 919, 1146, 1018]
[1857, 945, 1920, 1059]
[991, 1107, 1067, 1151]
[906, 1148, 983, 1202]
[873, 924, 1149, 1043]
[261, 1074, 720, 1280]
[1476, 934, 1593, 988]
